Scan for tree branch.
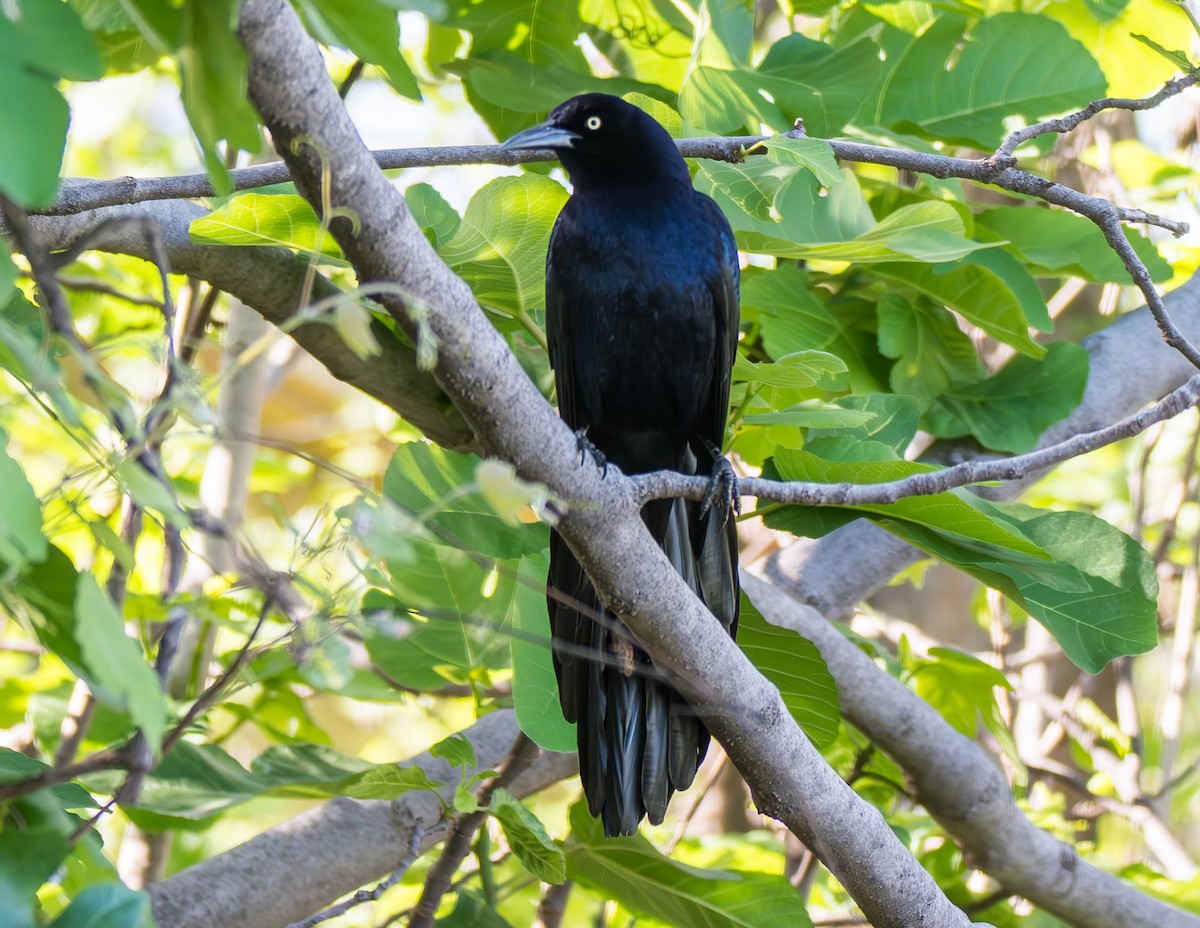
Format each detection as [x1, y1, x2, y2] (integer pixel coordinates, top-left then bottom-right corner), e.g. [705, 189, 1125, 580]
[233, 2, 986, 925]
[146, 711, 575, 928]
[740, 574, 1198, 928]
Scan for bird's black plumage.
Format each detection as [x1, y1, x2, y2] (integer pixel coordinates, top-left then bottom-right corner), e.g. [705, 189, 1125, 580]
[503, 94, 741, 837]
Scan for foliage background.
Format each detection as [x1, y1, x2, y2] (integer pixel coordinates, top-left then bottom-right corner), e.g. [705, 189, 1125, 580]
[2, 0, 1200, 926]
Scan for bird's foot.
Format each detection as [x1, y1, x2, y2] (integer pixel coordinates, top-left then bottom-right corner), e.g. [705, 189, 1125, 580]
[574, 427, 608, 477]
[700, 450, 740, 522]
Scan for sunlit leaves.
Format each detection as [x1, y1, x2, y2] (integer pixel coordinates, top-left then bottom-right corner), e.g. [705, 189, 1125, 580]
[294, 0, 422, 99]
[925, 342, 1090, 453]
[0, 431, 47, 569]
[738, 594, 839, 748]
[874, 13, 1107, 148]
[190, 193, 346, 263]
[489, 788, 566, 883]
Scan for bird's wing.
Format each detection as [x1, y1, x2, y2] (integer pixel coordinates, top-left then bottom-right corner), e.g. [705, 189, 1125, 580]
[703, 194, 741, 447]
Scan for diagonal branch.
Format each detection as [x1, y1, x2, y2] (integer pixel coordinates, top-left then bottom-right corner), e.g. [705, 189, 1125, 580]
[234, 2, 979, 925]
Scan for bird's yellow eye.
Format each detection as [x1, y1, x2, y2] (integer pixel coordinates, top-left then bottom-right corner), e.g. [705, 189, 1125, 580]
[585, 115, 602, 131]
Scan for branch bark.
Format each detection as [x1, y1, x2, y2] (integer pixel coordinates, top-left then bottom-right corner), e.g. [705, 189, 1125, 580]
[740, 574, 1198, 928]
[234, 1, 985, 925]
[146, 710, 575, 928]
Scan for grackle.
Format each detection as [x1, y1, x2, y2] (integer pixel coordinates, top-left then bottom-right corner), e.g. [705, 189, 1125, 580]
[502, 94, 741, 837]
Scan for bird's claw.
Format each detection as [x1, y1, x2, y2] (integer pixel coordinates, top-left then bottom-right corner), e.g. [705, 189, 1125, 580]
[699, 452, 739, 523]
[574, 427, 608, 477]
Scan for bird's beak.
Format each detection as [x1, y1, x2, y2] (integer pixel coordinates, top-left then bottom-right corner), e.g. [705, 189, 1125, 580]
[500, 122, 581, 152]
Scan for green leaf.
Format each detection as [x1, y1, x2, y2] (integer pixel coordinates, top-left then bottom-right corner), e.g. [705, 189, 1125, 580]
[765, 137, 842, 187]
[1130, 32, 1193, 70]
[744, 401, 874, 430]
[342, 764, 443, 800]
[909, 647, 1012, 737]
[925, 342, 1090, 453]
[489, 788, 565, 883]
[178, 0, 263, 191]
[432, 890, 514, 928]
[732, 351, 846, 388]
[48, 883, 150, 928]
[382, 442, 548, 560]
[622, 92, 683, 138]
[73, 575, 167, 748]
[0, 430, 47, 568]
[431, 733, 477, 769]
[510, 557, 575, 753]
[0, 826, 69, 928]
[0, 748, 95, 810]
[738, 594, 839, 748]
[296, 0, 421, 98]
[764, 450, 1050, 561]
[976, 207, 1173, 284]
[0, 0, 104, 80]
[406, 183, 462, 249]
[0, 62, 70, 206]
[566, 802, 813, 927]
[873, 261, 1045, 358]
[877, 13, 1108, 148]
[876, 294, 985, 408]
[190, 194, 346, 263]
[115, 460, 190, 530]
[439, 175, 568, 318]
[807, 394, 921, 458]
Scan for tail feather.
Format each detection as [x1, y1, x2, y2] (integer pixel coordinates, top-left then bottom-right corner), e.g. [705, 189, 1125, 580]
[546, 460, 739, 837]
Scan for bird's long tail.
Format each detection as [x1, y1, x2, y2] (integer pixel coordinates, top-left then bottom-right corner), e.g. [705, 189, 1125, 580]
[547, 486, 739, 837]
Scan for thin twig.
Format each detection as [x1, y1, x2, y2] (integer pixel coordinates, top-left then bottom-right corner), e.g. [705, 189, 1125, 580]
[638, 373, 1200, 507]
[287, 824, 435, 928]
[533, 880, 573, 928]
[407, 733, 542, 928]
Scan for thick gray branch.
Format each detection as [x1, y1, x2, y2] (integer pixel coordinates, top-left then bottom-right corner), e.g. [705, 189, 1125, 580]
[23, 193, 472, 451]
[741, 574, 1198, 928]
[146, 711, 575, 928]
[235, 1, 980, 925]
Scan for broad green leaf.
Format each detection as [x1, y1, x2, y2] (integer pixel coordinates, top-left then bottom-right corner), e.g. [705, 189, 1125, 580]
[178, 0, 263, 191]
[738, 201, 999, 265]
[431, 732, 477, 769]
[432, 890, 514, 928]
[622, 92, 683, 138]
[958, 239, 1053, 333]
[765, 137, 842, 187]
[681, 6, 881, 140]
[0, 0, 104, 80]
[190, 194, 346, 263]
[909, 647, 1012, 737]
[876, 294, 985, 408]
[1049, 0, 1192, 96]
[439, 175, 568, 318]
[49, 883, 150, 928]
[732, 351, 846, 388]
[567, 802, 813, 927]
[764, 450, 1049, 560]
[976, 207, 1173, 284]
[0, 62, 70, 206]
[0, 430, 47, 568]
[916, 502, 1160, 672]
[510, 556, 575, 753]
[808, 393, 921, 458]
[489, 788, 566, 883]
[744, 401, 874, 430]
[925, 342, 1089, 453]
[877, 13, 1107, 148]
[0, 825, 69, 928]
[295, 0, 421, 99]
[406, 183, 461, 249]
[73, 575, 167, 748]
[343, 764, 443, 800]
[739, 594, 839, 748]
[0, 748, 95, 810]
[383, 442, 549, 560]
[873, 261, 1045, 357]
[115, 460, 190, 530]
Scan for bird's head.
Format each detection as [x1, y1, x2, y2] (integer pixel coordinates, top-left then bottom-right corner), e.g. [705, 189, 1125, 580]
[501, 93, 689, 190]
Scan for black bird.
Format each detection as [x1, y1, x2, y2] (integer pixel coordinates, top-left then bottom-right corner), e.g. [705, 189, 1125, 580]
[502, 93, 741, 837]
